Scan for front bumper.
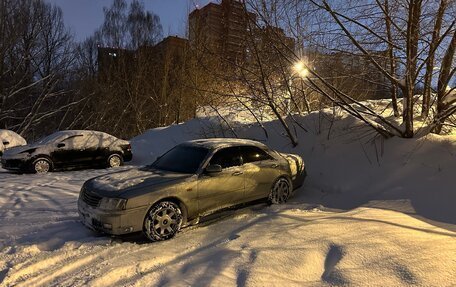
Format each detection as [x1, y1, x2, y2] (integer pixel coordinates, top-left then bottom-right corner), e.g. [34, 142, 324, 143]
[78, 199, 148, 235]
[1, 158, 29, 171]
[292, 168, 307, 189]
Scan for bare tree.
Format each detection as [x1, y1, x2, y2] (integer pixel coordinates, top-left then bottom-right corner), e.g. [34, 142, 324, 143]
[0, 0, 77, 138]
[432, 27, 456, 133]
[99, 0, 162, 49]
[274, 0, 456, 137]
[421, 0, 448, 117]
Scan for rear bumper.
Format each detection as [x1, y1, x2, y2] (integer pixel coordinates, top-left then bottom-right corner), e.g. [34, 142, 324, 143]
[78, 199, 147, 235]
[123, 151, 133, 162]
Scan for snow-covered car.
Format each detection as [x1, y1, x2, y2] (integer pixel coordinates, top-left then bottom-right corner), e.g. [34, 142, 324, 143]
[0, 129, 27, 156]
[443, 88, 456, 105]
[78, 138, 306, 241]
[1, 130, 132, 173]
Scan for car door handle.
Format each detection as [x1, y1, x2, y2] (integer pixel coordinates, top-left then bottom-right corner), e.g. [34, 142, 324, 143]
[232, 171, 243, 176]
[271, 164, 279, 168]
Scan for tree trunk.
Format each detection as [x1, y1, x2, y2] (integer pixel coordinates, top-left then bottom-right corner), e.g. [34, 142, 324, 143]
[433, 28, 456, 133]
[269, 100, 298, 147]
[402, 0, 422, 138]
[384, 0, 399, 117]
[422, 0, 447, 117]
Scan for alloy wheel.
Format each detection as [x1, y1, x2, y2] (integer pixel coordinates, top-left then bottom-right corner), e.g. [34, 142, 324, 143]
[269, 178, 291, 204]
[144, 202, 182, 241]
[34, 159, 50, 174]
[108, 154, 122, 167]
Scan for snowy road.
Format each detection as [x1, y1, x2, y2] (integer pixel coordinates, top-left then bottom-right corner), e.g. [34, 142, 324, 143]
[1, 168, 455, 286]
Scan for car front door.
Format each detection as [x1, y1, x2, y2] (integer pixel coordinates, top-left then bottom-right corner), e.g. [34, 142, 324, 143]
[52, 134, 90, 167]
[197, 146, 245, 215]
[240, 146, 281, 201]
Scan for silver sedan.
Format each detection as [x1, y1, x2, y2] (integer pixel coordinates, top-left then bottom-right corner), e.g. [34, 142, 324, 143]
[78, 138, 306, 241]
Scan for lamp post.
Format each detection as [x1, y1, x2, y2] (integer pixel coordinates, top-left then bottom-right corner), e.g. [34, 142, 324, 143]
[291, 59, 312, 113]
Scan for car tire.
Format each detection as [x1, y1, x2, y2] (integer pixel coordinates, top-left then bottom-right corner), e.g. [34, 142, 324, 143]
[143, 201, 183, 241]
[107, 153, 123, 168]
[268, 177, 292, 204]
[32, 158, 52, 174]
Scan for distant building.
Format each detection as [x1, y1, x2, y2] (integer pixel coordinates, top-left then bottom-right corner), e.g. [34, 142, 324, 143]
[97, 47, 134, 80]
[313, 50, 391, 100]
[189, 0, 256, 61]
[150, 36, 191, 124]
[97, 36, 188, 78]
[97, 36, 191, 125]
[252, 25, 295, 61]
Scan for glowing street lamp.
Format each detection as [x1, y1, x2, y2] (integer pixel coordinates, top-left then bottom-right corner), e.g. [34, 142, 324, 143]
[293, 60, 309, 78]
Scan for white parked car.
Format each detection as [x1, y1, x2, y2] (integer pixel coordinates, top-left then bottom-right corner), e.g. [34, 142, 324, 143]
[0, 129, 27, 156]
[443, 87, 455, 105]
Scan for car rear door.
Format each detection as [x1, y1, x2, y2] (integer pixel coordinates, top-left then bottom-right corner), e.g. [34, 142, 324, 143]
[83, 132, 103, 164]
[197, 146, 245, 215]
[240, 146, 281, 201]
[90, 132, 110, 164]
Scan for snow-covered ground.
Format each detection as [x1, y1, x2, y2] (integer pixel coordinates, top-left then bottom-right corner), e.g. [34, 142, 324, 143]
[1, 102, 455, 286]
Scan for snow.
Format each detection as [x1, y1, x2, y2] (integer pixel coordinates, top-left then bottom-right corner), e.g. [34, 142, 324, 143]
[90, 168, 153, 191]
[1, 101, 455, 286]
[444, 89, 456, 105]
[90, 168, 190, 192]
[35, 130, 129, 149]
[0, 130, 27, 154]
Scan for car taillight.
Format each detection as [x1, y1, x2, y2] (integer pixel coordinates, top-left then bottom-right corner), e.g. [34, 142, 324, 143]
[127, 144, 131, 151]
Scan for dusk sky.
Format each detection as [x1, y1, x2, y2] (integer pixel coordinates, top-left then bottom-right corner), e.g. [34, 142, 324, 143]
[46, 0, 213, 42]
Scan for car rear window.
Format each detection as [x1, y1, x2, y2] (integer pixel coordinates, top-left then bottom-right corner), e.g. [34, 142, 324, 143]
[239, 146, 273, 163]
[151, 145, 209, 174]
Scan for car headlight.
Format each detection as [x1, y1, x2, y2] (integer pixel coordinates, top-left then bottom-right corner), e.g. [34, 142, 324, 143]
[99, 198, 127, 210]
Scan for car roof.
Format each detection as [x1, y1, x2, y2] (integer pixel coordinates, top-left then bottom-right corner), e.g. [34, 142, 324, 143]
[0, 129, 20, 136]
[184, 138, 268, 150]
[53, 130, 109, 137]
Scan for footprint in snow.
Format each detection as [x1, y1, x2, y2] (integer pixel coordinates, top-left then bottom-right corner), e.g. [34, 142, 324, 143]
[321, 244, 348, 286]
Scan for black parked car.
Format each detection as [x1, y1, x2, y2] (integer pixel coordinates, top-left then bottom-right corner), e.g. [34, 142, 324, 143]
[1, 130, 132, 173]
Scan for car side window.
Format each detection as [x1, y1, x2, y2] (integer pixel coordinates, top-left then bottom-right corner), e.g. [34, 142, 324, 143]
[210, 147, 242, 169]
[240, 146, 273, 164]
[85, 133, 104, 148]
[61, 134, 84, 149]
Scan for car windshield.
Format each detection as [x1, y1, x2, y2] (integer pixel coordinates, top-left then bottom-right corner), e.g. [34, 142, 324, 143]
[35, 132, 67, 144]
[149, 145, 209, 174]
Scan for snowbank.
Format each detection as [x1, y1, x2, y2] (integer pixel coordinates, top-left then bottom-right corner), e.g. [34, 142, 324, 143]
[1, 100, 455, 286]
[0, 130, 27, 154]
[131, 105, 456, 226]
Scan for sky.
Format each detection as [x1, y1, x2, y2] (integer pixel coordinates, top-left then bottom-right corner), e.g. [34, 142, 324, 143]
[46, 0, 213, 42]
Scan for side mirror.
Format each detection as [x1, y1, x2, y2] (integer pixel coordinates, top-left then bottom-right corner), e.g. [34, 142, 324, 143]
[57, 143, 65, 148]
[205, 164, 222, 173]
[2, 141, 9, 145]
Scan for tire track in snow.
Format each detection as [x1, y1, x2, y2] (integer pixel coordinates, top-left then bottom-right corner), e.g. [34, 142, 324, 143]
[57, 243, 159, 287]
[4, 247, 93, 285]
[3, 242, 121, 286]
[3, 239, 171, 287]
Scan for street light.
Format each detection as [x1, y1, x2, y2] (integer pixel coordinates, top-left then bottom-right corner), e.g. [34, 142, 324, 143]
[291, 59, 312, 113]
[293, 60, 309, 78]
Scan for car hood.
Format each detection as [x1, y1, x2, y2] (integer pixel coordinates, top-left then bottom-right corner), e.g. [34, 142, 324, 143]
[87, 167, 192, 195]
[2, 144, 42, 157]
